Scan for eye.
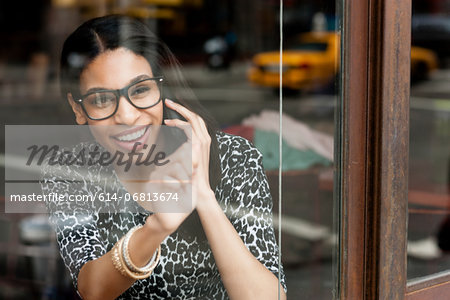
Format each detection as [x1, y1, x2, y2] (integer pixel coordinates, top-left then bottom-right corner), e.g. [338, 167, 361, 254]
[86, 93, 116, 108]
[129, 83, 152, 98]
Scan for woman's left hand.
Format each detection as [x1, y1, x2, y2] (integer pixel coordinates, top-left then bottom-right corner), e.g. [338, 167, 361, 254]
[163, 99, 215, 207]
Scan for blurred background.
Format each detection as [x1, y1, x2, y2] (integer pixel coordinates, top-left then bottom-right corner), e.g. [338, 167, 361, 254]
[0, 0, 449, 299]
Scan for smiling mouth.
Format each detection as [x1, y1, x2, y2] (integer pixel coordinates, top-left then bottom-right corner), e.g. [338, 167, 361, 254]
[113, 125, 149, 142]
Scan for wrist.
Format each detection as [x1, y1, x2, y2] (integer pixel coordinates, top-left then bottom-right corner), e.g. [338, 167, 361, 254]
[196, 190, 219, 214]
[144, 214, 173, 238]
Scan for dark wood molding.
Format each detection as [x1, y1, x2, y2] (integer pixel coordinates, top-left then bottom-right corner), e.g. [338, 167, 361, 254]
[340, 0, 411, 299]
[407, 272, 450, 294]
[365, 0, 410, 298]
[406, 277, 450, 300]
[338, 0, 369, 298]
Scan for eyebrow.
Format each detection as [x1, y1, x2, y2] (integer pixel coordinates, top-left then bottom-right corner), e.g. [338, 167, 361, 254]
[83, 74, 152, 95]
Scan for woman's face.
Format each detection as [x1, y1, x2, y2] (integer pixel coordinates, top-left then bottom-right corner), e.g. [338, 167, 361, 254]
[69, 47, 163, 154]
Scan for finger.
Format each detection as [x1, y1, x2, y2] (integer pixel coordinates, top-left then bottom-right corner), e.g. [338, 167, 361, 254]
[195, 116, 211, 142]
[165, 116, 209, 157]
[164, 99, 204, 136]
[166, 118, 210, 159]
[164, 100, 210, 169]
[164, 100, 212, 148]
[164, 99, 197, 122]
[164, 119, 193, 143]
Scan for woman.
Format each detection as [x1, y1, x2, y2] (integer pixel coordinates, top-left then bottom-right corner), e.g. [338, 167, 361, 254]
[42, 15, 286, 299]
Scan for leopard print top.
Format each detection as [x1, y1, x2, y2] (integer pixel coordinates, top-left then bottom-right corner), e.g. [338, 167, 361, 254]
[42, 132, 286, 299]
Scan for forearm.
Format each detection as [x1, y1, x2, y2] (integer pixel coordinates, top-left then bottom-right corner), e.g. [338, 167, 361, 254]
[77, 215, 169, 300]
[196, 192, 286, 300]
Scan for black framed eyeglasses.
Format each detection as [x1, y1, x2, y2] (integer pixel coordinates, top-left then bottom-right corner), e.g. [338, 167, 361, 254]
[75, 77, 164, 120]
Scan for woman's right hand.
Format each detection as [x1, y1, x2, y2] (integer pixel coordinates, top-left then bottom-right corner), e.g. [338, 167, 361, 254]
[130, 133, 195, 235]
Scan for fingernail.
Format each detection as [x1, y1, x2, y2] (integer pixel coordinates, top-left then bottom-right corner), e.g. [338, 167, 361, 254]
[165, 99, 174, 104]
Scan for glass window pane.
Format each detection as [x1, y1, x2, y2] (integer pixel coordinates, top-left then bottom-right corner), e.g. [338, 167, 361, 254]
[0, 1, 341, 299]
[407, 1, 450, 281]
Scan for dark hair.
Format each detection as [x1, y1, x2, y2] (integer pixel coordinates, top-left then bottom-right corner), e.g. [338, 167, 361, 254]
[60, 14, 221, 189]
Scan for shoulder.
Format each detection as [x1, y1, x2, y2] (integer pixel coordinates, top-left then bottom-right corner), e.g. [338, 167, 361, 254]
[214, 132, 273, 214]
[216, 131, 262, 163]
[215, 131, 264, 179]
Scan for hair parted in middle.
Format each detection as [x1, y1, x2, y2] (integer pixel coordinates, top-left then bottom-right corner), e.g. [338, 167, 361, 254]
[59, 14, 221, 189]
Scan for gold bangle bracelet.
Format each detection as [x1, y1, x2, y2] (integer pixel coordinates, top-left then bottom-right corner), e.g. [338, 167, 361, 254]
[117, 235, 154, 279]
[111, 237, 128, 277]
[111, 230, 162, 280]
[123, 225, 160, 274]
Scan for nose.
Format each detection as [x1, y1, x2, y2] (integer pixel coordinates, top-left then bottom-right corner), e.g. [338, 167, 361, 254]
[112, 96, 140, 125]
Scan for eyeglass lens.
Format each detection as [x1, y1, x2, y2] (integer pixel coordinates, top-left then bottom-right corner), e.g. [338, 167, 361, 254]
[82, 79, 161, 119]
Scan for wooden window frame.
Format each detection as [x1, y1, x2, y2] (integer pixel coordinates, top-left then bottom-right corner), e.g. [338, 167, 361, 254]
[339, 0, 410, 298]
[336, 0, 449, 298]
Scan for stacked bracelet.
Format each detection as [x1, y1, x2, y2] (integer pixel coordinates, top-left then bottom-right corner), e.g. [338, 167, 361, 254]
[111, 225, 161, 280]
[123, 225, 160, 274]
[111, 237, 127, 277]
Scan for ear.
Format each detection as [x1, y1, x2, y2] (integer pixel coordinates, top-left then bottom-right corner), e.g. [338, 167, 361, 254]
[67, 93, 88, 125]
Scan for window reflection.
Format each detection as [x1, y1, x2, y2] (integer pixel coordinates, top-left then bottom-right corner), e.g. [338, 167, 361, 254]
[0, 1, 340, 299]
[407, 0, 450, 281]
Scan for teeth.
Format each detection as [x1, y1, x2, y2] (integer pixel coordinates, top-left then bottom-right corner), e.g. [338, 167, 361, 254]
[117, 127, 146, 142]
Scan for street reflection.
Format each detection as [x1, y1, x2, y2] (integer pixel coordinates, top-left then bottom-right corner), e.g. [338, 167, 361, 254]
[0, 1, 339, 298]
[407, 1, 450, 283]
[408, 68, 450, 280]
[1, 0, 448, 298]
[192, 59, 337, 299]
